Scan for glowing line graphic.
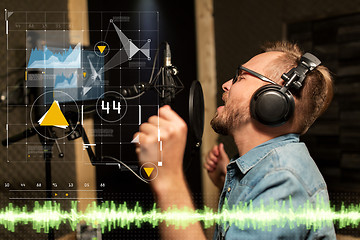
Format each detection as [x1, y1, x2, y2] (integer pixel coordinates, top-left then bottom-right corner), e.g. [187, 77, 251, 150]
[0, 197, 359, 234]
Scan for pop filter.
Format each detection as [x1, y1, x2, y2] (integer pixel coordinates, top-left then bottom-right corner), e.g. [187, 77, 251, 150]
[188, 80, 204, 147]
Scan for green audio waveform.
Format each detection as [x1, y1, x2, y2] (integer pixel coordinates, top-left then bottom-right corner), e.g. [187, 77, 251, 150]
[0, 197, 359, 233]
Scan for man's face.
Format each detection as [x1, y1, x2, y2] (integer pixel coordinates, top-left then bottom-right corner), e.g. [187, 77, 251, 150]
[211, 52, 284, 135]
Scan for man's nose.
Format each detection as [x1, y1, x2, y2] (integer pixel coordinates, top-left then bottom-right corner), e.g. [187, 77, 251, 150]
[222, 79, 232, 92]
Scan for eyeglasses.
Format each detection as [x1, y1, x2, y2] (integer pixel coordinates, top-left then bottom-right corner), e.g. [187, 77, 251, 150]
[232, 65, 277, 85]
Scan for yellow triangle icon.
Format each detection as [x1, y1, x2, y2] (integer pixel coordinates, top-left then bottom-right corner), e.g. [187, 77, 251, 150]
[144, 168, 154, 177]
[40, 101, 69, 127]
[83, 72, 86, 78]
[97, 45, 106, 53]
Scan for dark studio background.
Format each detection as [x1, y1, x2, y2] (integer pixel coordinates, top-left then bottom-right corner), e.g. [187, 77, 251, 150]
[0, 0, 359, 239]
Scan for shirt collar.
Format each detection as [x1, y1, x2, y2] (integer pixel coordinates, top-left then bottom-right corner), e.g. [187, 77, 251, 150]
[232, 133, 300, 174]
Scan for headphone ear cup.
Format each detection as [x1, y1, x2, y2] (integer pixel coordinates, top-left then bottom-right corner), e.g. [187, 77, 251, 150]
[250, 85, 294, 126]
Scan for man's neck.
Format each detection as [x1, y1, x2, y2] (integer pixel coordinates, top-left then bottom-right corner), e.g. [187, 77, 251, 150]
[232, 121, 288, 156]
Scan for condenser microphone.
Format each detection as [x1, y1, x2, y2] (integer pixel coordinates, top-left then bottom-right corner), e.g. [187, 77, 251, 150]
[152, 42, 183, 106]
[164, 42, 172, 67]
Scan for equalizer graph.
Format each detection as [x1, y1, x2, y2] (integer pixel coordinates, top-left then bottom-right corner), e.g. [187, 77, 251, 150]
[54, 72, 77, 89]
[27, 43, 81, 69]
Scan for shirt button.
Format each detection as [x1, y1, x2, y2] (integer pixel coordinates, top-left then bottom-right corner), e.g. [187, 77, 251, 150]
[227, 187, 231, 192]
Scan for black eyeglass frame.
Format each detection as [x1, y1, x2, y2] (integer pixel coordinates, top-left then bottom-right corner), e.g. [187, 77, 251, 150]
[233, 65, 277, 85]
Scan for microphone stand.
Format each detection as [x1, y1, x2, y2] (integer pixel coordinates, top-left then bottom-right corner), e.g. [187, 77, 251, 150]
[2, 125, 64, 240]
[66, 114, 97, 164]
[2, 112, 102, 239]
[38, 127, 55, 240]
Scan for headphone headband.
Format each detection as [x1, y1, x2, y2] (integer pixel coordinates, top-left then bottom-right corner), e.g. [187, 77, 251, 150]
[280, 52, 321, 92]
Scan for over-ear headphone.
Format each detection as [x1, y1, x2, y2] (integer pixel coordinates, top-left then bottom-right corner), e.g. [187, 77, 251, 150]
[250, 52, 321, 126]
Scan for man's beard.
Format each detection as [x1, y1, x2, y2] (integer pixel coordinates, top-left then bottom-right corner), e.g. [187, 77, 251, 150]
[210, 112, 231, 135]
[211, 97, 250, 135]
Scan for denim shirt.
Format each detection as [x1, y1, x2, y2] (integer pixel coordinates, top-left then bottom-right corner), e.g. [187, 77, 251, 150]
[213, 134, 336, 240]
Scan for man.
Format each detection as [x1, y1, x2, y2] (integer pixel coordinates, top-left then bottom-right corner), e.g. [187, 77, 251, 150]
[135, 41, 336, 239]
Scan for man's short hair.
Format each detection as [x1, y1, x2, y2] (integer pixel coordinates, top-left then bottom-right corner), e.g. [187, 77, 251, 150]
[261, 41, 334, 135]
